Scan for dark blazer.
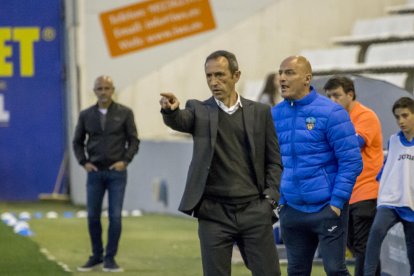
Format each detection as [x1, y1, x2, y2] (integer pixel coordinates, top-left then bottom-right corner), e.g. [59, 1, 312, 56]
[162, 96, 283, 215]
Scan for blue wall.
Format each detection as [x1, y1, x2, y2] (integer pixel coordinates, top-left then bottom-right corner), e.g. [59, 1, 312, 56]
[0, 0, 65, 200]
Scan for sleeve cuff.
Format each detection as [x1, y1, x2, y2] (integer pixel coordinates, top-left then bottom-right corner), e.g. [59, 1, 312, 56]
[330, 196, 345, 210]
[160, 108, 177, 115]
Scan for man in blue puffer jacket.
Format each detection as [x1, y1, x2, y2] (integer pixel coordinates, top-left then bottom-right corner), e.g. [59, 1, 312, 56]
[272, 56, 363, 276]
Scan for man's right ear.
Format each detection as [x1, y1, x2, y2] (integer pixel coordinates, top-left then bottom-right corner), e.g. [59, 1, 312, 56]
[233, 70, 241, 81]
[304, 74, 312, 86]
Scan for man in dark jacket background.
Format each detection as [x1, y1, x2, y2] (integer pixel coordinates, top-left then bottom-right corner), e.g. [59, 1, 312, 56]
[73, 75, 140, 272]
[272, 56, 362, 276]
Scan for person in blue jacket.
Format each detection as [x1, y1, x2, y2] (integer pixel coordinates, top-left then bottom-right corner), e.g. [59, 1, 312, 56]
[272, 56, 363, 276]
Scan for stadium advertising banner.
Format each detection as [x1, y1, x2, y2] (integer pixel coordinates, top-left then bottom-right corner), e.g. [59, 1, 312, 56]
[0, 0, 65, 200]
[99, 0, 216, 57]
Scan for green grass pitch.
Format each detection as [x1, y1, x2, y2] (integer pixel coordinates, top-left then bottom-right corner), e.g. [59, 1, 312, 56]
[0, 201, 347, 275]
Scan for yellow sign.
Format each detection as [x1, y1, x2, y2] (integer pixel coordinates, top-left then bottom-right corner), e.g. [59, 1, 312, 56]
[100, 0, 216, 57]
[0, 27, 40, 77]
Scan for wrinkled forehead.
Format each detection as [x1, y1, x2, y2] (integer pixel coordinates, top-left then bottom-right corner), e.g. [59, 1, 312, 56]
[205, 56, 229, 67]
[205, 57, 231, 73]
[279, 56, 311, 73]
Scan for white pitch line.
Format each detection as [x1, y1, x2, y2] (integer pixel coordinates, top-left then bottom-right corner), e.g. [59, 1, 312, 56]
[39, 248, 72, 272]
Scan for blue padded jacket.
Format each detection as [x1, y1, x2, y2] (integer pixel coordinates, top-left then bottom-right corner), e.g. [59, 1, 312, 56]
[271, 87, 362, 213]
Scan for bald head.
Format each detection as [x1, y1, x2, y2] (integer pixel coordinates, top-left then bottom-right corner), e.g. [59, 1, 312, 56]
[278, 56, 313, 100]
[94, 75, 114, 89]
[93, 75, 115, 108]
[282, 56, 312, 75]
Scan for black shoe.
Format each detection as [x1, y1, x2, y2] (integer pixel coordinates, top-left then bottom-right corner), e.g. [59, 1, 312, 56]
[103, 258, 124, 272]
[77, 256, 103, 272]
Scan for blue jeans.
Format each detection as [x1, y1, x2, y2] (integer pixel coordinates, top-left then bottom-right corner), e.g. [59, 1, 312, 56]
[364, 207, 414, 276]
[280, 204, 350, 276]
[87, 170, 127, 260]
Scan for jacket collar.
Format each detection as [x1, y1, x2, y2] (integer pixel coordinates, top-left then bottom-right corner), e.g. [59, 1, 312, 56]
[94, 101, 115, 111]
[204, 95, 252, 108]
[213, 93, 243, 114]
[286, 86, 318, 106]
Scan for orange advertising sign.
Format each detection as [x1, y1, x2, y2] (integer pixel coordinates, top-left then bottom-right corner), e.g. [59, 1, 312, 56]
[100, 0, 216, 57]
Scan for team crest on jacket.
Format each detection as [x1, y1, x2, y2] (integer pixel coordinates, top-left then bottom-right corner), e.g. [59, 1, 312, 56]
[306, 117, 316, 130]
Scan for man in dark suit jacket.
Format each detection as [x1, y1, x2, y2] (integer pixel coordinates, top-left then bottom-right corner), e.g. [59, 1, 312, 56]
[159, 50, 283, 276]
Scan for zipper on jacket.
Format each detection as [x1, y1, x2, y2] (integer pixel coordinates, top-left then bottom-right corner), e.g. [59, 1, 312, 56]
[290, 101, 306, 205]
[290, 101, 301, 201]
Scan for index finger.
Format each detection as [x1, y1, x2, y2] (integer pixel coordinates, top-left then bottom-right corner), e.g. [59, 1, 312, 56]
[160, 92, 175, 99]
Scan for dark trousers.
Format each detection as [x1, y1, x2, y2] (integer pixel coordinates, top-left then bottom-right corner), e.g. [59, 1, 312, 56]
[87, 170, 127, 260]
[280, 204, 350, 276]
[197, 198, 281, 276]
[347, 199, 380, 276]
[364, 207, 414, 276]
